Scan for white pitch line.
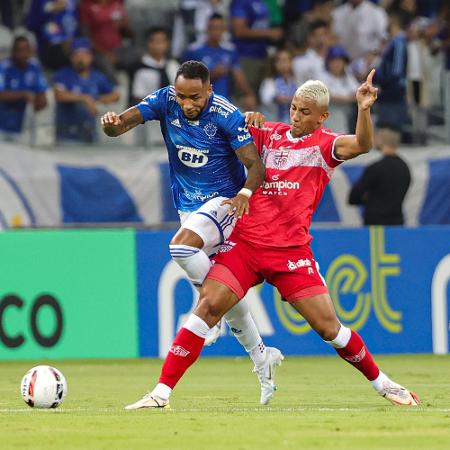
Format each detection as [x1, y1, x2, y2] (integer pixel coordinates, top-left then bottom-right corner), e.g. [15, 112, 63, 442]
[2, 407, 450, 413]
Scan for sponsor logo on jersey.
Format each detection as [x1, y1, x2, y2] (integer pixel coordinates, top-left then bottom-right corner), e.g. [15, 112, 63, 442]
[287, 258, 312, 271]
[169, 345, 190, 357]
[262, 174, 300, 196]
[177, 145, 209, 168]
[209, 105, 230, 118]
[171, 118, 181, 128]
[270, 132, 282, 141]
[185, 190, 219, 202]
[204, 123, 218, 138]
[219, 240, 236, 253]
[237, 126, 251, 142]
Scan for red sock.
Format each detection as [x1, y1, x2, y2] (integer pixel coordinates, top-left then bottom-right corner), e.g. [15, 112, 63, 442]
[159, 327, 205, 389]
[335, 330, 380, 381]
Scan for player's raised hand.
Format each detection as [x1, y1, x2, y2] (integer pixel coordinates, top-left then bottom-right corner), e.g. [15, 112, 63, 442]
[245, 111, 266, 129]
[221, 194, 250, 219]
[356, 68, 378, 111]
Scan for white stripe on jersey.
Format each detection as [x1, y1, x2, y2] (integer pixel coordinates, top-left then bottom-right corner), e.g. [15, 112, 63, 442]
[213, 96, 237, 112]
[262, 145, 335, 179]
[211, 100, 235, 113]
[214, 96, 237, 111]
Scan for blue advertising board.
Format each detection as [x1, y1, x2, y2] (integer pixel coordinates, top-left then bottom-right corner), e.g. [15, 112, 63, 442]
[136, 227, 450, 358]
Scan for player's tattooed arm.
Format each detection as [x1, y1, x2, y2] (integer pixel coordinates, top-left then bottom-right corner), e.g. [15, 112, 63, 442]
[334, 69, 378, 160]
[221, 142, 265, 219]
[100, 106, 144, 137]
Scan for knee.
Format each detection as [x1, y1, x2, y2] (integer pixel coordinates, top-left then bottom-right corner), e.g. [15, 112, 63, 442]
[170, 234, 185, 246]
[313, 320, 341, 341]
[195, 286, 229, 326]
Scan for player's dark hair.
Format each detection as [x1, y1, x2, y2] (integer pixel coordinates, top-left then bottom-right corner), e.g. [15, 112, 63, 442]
[175, 60, 210, 84]
[146, 26, 169, 41]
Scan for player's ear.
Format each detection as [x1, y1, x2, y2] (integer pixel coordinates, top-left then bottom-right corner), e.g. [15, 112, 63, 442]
[207, 83, 213, 97]
[319, 111, 329, 125]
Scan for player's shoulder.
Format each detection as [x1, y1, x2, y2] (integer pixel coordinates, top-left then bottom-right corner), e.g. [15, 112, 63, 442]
[249, 121, 289, 141]
[209, 93, 239, 119]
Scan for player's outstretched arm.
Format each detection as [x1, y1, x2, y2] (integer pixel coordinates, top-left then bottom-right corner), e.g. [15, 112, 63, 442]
[334, 69, 378, 160]
[221, 142, 265, 218]
[100, 106, 144, 137]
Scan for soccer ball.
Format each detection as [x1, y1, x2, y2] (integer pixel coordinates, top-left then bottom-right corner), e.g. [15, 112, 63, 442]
[20, 365, 68, 409]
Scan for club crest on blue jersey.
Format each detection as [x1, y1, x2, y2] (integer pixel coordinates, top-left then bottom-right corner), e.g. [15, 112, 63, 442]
[204, 123, 218, 138]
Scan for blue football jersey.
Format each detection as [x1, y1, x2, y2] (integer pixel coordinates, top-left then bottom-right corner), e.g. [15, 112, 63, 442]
[137, 86, 253, 211]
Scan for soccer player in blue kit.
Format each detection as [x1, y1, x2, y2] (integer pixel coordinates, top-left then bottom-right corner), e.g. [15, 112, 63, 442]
[101, 61, 284, 407]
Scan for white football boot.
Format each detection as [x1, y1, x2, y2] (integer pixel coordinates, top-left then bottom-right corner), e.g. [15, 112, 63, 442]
[203, 318, 224, 346]
[253, 347, 284, 405]
[125, 393, 170, 410]
[379, 379, 420, 406]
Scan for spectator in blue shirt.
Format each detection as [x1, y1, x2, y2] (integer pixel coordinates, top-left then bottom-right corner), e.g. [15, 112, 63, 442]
[53, 38, 120, 143]
[182, 13, 256, 109]
[26, 0, 78, 70]
[0, 36, 48, 138]
[229, 0, 283, 93]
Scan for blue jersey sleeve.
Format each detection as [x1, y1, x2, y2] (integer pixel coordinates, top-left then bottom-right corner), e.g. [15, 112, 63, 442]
[136, 87, 167, 122]
[221, 109, 253, 151]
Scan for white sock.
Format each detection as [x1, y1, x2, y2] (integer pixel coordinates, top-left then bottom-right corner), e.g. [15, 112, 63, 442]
[183, 313, 211, 338]
[151, 383, 172, 400]
[169, 244, 211, 286]
[370, 371, 390, 393]
[324, 324, 351, 348]
[249, 341, 267, 367]
[224, 298, 266, 363]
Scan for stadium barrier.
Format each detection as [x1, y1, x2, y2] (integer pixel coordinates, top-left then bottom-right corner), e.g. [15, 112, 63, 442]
[1, 227, 449, 360]
[1, 142, 450, 229]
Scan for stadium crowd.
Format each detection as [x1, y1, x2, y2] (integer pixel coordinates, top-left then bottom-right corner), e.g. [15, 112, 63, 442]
[0, 0, 448, 146]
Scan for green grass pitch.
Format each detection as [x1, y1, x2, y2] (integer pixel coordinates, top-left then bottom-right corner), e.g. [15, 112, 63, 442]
[1, 354, 450, 449]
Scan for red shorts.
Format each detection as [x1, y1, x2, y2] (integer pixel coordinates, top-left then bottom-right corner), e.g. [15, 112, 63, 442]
[207, 234, 328, 302]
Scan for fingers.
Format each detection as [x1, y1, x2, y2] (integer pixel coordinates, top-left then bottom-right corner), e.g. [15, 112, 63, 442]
[226, 196, 249, 219]
[245, 112, 266, 128]
[366, 68, 376, 85]
[100, 112, 120, 127]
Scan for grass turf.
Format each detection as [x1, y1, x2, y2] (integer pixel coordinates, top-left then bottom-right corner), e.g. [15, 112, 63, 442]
[1, 354, 450, 449]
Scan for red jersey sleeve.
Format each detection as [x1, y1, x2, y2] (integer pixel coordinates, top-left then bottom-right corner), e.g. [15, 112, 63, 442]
[317, 127, 350, 168]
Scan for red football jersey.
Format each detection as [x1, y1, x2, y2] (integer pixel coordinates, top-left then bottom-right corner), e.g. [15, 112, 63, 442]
[236, 122, 346, 247]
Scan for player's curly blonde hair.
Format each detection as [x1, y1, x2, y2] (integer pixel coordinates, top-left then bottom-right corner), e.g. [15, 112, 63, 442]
[295, 80, 330, 107]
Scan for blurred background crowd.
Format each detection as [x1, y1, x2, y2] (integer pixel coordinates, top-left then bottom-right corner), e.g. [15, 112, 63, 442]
[1, 0, 450, 148]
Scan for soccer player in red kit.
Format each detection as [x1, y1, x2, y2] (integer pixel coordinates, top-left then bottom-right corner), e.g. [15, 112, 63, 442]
[126, 69, 420, 409]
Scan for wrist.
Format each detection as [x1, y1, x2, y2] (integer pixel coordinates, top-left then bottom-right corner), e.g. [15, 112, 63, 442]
[238, 188, 252, 198]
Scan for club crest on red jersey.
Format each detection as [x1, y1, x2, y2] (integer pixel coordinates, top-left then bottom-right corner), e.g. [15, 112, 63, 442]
[274, 149, 290, 168]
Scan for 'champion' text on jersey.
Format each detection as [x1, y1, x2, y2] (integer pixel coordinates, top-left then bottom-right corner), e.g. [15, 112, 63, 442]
[235, 122, 346, 247]
[137, 86, 253, 211]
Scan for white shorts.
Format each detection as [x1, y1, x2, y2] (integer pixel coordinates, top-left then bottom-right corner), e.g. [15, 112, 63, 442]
[178, 196, 237, 256]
